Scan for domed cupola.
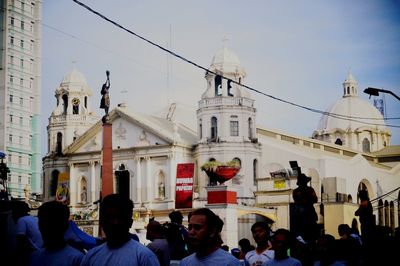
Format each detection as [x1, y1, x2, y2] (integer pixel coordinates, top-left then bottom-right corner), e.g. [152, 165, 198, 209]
[312, 72, 391, 153]
[342, 72, 358, 97]
[47, 68, 99, 155]
[202, 45, 250, 99]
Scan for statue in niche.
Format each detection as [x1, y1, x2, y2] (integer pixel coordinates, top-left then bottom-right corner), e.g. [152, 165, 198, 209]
[80, 179, 87, 204]
[158, 181, 165, 199]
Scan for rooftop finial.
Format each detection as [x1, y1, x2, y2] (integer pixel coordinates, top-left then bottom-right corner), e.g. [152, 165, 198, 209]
[222, 35, 229, 48]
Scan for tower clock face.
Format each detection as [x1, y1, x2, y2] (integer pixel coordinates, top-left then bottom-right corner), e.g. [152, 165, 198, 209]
[72, 98, 80, 106]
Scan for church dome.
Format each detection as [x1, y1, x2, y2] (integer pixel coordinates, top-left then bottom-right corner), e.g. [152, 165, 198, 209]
[316, 96, 389, 133]
[210, 47, 244, 73]
[61, 69, 88, 86]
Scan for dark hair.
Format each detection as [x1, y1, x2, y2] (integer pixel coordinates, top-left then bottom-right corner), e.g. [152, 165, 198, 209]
[251, 221, 271, 234]
[272, 228, 294, 246]
[169, 210, 183, 223]
[338, 224, 351, 236]
[38, 201, 70, 231]
[190, 208, 223, 233]
[100, 194, 133, 221]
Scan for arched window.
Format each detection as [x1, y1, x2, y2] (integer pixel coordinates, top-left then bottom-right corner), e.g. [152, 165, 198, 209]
[253, 159, 258, 186]
[62, 94, 68, 114]
[50, 170, 59, 197]
[211, 117, 218, 140]
[56, 132, 63, 155]
[227, 80, 233, 96]
[248, 118, 253, 139]
[347, 194, 353, 203]
[362, 138, 371, 153]
[199, 119, 202, 139]
[335, 138, 342, 145]
[214, 75, 222, 96]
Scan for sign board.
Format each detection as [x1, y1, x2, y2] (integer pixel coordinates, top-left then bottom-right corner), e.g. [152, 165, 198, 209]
[56, 172, 70, 205]
[175, 163, 194, 209]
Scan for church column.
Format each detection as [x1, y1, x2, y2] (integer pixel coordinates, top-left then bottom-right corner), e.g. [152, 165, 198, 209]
[168, 154, 176, 200]
[69, 163, 76, 206]
[89, 161, 96, 202]
[145, 157, 153, 202]
[135, 157, 142, 203]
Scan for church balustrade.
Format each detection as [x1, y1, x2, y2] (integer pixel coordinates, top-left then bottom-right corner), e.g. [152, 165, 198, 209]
[50, 114, 93, 123]
[198, 97, 254, 108]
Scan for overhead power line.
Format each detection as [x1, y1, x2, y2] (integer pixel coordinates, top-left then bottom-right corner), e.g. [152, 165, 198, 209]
[71, 0, 400, 128]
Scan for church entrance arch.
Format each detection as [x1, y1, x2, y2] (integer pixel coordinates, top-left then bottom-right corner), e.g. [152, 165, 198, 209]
[115, 164, 130, 199]
[237, 211, 275, 246]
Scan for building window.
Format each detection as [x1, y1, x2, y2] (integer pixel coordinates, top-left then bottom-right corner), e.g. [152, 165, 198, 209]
[9, 115, 13, 123]
[20, 39, 24, 48]
[20, 58, 24, 67]
[10, 55, 14, 64]
[248, 118, 253, 139]
[20, 78, 23, 87]
[9, 134, 13, 143]
[20, 97, 23, 106]
[211, 117, 218, 140]
[18, 176, 21, 183]
[19, 136, 22, 144]
[10, 75, 14, 83]
[253, 159, 258, 185]
[11, 17, 14, 26]
[230, 121, 239, 136]
[21, 21, 24, 30]
[9, 94, 13, 103]
[10, 36, 14, 45]
[19, 117, 23, 126]
[335, 138, 342, 145]
[18, 155, 22, 164]
[199, 119, 202, 139]
[362, 138, 371, 153]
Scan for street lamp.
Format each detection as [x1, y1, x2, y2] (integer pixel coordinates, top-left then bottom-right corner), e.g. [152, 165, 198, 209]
[364, 87, 400, 101]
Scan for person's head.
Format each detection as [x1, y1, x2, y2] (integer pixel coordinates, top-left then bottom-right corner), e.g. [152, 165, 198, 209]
[38, 201, 70, 247]
[338, 224, 351, 239]
[187, 208, 223, 254]
[146, 220, 164, 241]
[250, 221, 271, 246]
[169, 210, 183, 224]
[358, 190, 369, 201]
[11, 200, 30, 223]
[238, 237, 255, 253]
[270, 228, 293, 260]
[100, 194, 133, 247]
[296, 173, 311, 186]
[231, 248, 241, 258]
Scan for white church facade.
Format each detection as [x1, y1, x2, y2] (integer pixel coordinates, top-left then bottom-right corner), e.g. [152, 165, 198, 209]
[42, 47, 400, 246]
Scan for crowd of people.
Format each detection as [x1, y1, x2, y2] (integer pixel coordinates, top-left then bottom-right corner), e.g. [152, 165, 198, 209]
[1, 192, 399, 266]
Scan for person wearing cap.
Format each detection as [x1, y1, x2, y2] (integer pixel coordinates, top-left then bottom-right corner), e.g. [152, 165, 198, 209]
[292, 173, 318, 243]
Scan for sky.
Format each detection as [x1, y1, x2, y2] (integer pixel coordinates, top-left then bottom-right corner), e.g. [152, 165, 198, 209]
[41, 0, 400, 156]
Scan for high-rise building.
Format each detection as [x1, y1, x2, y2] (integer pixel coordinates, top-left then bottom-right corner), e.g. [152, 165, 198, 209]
[0, 0, 42, 198]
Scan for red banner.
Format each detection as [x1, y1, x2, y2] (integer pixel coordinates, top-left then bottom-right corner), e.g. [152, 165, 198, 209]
[175, 163, 194, 209]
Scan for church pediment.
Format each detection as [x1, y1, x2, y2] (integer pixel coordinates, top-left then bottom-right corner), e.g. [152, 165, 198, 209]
[63, 106, 197, 154]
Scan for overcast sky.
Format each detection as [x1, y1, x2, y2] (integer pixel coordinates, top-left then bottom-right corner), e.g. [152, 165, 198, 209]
[41, 0, 400, 156]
